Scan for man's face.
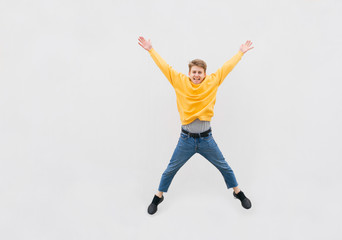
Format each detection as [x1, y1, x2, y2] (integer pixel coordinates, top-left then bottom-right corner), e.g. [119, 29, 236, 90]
[189, 66, 206, 84]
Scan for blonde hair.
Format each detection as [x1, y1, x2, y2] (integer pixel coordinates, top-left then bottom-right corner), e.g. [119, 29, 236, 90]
[188, 59, 207, 73]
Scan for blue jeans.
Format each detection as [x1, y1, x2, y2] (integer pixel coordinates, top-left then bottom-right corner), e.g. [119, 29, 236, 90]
[158, 130, 238, 192]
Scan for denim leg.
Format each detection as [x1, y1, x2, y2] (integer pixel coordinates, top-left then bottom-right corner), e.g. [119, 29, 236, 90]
[198, 136, 238, 189]
[158, 134, 196, 192]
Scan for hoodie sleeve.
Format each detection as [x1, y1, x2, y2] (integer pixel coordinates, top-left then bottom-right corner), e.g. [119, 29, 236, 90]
[149, 48, 186, 87]
[211, 51, 244, 86]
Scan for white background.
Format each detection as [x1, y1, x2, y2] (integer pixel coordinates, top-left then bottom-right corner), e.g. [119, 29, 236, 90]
[1, 0, 342, 239]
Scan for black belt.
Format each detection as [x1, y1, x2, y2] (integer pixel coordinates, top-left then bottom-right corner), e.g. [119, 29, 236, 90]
[181, 128, 211, 138]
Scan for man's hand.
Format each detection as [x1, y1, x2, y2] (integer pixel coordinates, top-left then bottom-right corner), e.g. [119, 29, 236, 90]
[138, 36, 152, 51]
[239, 40, 254, 54]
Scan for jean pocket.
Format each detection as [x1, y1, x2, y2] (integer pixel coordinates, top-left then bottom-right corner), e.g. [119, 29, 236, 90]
[202, 135, 213, 141]
[180, 133, 189, 139]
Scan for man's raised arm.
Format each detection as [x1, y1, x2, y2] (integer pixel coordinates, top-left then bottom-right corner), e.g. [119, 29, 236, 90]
[138, 36, 182, 86]
[214, 40, 254, 86]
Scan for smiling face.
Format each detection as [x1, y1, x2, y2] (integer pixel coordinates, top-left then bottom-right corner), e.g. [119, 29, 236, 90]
[189, 66, 206, 84]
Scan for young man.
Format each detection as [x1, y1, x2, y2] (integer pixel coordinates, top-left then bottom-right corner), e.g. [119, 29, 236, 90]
[138, 36, 254, 215]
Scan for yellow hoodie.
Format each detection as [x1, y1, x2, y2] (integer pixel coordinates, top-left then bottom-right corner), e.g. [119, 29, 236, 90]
[149, 48, 244, 125]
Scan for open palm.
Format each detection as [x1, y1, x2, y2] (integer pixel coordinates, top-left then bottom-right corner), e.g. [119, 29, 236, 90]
[138, 36, 152, 51]
[239, 40, 254, 53]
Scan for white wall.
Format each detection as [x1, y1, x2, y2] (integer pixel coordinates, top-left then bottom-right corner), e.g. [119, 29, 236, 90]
[1, 0, 341, 239]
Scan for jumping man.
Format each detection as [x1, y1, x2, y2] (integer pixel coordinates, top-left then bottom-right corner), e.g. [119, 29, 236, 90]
[138, 36, 254, 215]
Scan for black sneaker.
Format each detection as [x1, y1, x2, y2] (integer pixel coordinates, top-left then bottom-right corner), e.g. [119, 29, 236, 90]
[147, 195, 164, 215]
[233, 191, 252, 209]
